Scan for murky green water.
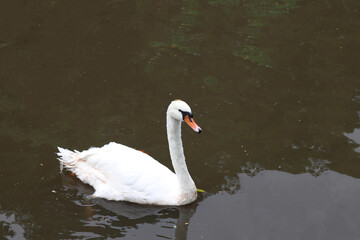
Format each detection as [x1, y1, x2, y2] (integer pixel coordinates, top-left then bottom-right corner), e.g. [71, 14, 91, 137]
[1, 0, 359, 239]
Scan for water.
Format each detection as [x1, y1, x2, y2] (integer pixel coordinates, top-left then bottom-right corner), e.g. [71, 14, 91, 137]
[0, 0, 359, 239]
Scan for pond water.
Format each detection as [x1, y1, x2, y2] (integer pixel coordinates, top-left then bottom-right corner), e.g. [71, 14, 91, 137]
[0, 0, 359, 239]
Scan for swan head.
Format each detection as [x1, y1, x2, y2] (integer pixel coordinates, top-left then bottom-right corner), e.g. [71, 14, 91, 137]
[167, 100, 202, 133]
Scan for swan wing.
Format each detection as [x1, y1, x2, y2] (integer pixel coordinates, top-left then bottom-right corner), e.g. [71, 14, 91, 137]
[57, 142, 179, 205]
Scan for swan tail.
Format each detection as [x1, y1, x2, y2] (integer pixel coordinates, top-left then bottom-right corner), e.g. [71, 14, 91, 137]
[56, 147, 80, 173]
[56, 147, 109, 192]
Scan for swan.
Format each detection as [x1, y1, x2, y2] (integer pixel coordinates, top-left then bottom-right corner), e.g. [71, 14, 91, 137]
[56, 100, 202, 206]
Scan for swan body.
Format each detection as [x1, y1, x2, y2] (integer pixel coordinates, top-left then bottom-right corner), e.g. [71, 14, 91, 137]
[57, 100, 202, 206]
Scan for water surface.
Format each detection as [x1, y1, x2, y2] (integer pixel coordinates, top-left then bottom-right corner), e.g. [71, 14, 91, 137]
[0, 0, 359, 239]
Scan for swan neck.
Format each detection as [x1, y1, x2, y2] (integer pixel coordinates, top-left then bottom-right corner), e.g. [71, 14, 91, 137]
[166, 115, 195, 193]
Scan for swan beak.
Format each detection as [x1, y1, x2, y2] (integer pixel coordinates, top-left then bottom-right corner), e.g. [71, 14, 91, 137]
[184, 115, 202, 133]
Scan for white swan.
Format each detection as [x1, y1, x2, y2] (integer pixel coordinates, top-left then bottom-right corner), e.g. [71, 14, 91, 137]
[57, 100, 202, 206]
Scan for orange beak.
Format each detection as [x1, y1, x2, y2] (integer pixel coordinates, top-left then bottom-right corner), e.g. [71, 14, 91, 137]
[184, 115, 202, 133]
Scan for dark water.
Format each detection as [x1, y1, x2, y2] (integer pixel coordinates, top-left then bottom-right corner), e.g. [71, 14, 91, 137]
[1, 0, 359, 239]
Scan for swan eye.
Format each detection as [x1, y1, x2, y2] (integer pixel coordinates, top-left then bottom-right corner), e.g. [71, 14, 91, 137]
[178, 109, 193, 120]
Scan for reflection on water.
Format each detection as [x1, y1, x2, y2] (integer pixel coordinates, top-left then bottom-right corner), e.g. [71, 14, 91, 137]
[344, 127, 360, 153]
[6, 170, 358, 239]
[190, 170, 360, 240]
[0, 0, 359, 239]
[0, 212, 26, 240]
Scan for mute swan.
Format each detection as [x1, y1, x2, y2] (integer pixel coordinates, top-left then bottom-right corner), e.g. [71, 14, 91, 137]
[57, 100, 202, 206]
